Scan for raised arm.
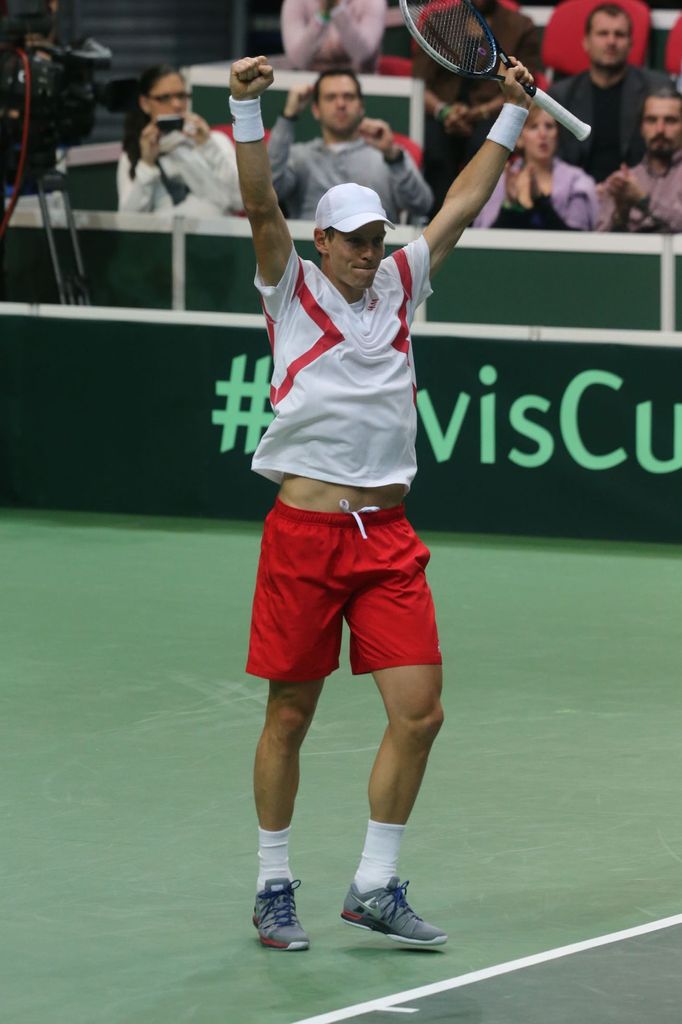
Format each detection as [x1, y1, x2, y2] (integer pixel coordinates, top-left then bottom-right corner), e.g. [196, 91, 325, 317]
[229, 56, 293, 286]
[423, 61, 533, 276]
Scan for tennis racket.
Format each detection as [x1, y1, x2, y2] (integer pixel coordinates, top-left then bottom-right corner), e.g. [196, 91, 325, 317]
[399, 0, 591, 142]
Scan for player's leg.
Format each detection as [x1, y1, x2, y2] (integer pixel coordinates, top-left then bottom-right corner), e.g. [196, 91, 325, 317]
[254, 678, 325, 832]
[247, 503, 347, 950]
[345, 514, 444, 825]
[340, 665, 447, 945]
[252, 678, 324, 952]
[341, 514, 446, 944]
[368, 663, 444, 825]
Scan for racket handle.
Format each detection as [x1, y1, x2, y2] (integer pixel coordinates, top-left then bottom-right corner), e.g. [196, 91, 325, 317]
[530, 87, 591, 142]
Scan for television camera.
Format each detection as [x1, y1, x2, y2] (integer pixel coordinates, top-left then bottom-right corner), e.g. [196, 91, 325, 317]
[0, 0, 134, 302]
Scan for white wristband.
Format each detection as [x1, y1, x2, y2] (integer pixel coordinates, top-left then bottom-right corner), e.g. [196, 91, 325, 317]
[229, 96, 265, 143]
[487, 103, 529, 152]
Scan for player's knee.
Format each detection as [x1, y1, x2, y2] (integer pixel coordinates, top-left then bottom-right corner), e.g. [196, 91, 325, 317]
[424, 702, 445, 743]
[404, 702, 444, 748]
[268, 699, 316, 745]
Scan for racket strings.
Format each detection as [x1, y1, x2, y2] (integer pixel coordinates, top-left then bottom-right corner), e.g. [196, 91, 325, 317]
[406, 0, 496, 75]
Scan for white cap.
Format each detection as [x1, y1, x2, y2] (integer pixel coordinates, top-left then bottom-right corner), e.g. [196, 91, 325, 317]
[314, 183, 395, 233]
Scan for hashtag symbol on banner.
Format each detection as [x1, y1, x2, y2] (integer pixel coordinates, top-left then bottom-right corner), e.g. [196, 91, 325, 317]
[212, 354, 274, 454]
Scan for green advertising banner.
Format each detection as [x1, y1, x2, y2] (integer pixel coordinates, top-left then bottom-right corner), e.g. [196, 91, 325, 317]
[1, 315, 681, 543]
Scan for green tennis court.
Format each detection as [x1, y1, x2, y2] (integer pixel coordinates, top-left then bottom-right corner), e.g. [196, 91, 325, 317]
[2, 509, 682, 1024]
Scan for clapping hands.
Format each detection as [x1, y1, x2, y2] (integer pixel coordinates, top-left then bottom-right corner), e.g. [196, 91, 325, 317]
[601, 164, 646, 211]
[505, 161, 539, 209]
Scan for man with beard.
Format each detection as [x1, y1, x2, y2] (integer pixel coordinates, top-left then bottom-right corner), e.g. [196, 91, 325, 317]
[412, 0, 541, 215]
[549, 4, 668, 183]
[597, 90, 682, 232]
[268, 69, 433, 223]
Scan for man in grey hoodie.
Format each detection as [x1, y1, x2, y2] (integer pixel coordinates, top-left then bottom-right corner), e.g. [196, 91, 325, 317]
[268, 69, 433, 224]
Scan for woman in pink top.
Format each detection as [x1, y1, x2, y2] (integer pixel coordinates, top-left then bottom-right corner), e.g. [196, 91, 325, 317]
[281, 0, 386, 73]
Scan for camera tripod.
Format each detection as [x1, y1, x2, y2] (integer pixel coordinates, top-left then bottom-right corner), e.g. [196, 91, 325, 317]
[36, 168, 91, 305]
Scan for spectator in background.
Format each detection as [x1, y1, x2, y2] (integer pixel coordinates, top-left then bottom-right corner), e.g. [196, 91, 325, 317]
[549, 4, 669, 183]
[281, 0, 386, 74]
[474, 107, 598, 230]
[413, 0, 541, 215]
[268, 70, 433, 223]
[598, 90, 682, 232]
[118, 65, 242, 216]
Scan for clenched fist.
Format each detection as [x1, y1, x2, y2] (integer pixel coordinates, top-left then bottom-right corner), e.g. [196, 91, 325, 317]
[230, 56, 274, 101]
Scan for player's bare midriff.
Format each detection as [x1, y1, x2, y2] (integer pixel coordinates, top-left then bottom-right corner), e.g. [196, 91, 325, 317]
[279, 474, 405, 512]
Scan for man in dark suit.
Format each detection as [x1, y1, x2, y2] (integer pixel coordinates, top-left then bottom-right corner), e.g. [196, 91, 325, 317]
[549, 3, 669, 182]
[412, 0, 541, 214]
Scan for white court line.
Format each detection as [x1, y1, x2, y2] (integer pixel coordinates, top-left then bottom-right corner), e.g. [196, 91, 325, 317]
[379, 1009, 418, 1014]
[290, 913, 682, 1024]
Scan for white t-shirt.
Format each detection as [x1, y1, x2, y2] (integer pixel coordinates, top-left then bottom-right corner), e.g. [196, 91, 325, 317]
[117, 130, 242, 217]
[251, 235, 432, 491]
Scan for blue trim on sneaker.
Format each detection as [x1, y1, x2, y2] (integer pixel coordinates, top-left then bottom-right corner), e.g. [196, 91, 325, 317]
[341, 876, 447, 946]
[253, 878, 310, 951]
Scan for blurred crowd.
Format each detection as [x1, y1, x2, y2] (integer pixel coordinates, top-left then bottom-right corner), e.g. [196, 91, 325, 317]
[118, 1, 682, 234]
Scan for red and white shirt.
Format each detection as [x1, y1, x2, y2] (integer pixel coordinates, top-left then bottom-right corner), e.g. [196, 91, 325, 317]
[252, 235, 432, 491]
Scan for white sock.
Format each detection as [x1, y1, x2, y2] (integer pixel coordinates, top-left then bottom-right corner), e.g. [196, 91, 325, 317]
[257, 826, 292, 892]
[353, 819, 405, 893]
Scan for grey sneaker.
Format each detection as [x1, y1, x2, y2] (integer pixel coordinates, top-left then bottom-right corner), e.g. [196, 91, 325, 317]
[341, 876, 447, 946]
[253, 878, 309, 951]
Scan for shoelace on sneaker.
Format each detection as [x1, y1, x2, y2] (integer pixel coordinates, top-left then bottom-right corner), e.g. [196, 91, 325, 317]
[383, 880, 423, 923]
[259, 880, 301, 927]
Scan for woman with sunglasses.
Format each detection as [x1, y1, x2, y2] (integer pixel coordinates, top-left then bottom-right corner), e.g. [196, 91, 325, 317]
[118, 65, 242, 216]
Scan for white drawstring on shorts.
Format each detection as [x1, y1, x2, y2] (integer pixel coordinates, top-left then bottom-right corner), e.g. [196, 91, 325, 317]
[339, 499, 381, 540]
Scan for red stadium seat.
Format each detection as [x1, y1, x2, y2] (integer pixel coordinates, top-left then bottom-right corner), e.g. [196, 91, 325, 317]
[393, 132, 424, 168]
[664, 14, 682, 77]
[533, 70, 551, 94]
[408, 0, 522, 57]
[541, 0, 651, 77]
[409, 0, 465, 57]
[377, 55, 413, 77]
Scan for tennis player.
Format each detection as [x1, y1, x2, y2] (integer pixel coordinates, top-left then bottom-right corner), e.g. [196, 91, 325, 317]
[229, 54, 533, 951]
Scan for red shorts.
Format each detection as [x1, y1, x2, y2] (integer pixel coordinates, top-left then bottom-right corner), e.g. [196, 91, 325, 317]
[246, 499, 442, 682]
